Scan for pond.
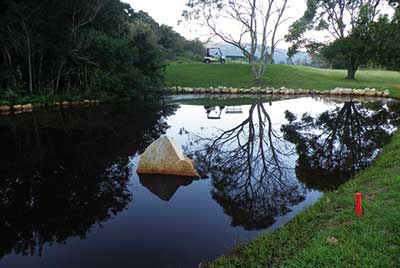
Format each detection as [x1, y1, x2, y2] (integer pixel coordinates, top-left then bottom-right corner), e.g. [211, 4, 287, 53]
[0, 95, 399, 268]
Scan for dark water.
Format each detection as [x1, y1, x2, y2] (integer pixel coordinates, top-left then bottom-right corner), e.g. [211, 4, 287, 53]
[0, 96, 398, 268]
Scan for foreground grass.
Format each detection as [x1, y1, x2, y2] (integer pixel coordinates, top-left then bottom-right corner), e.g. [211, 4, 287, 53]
[207, 132, 400, 268]
[166, 63, 400, 98]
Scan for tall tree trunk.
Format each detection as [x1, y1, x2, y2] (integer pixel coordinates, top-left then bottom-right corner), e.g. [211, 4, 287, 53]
[22, 20, 34, 94]
[27, 36, 33, 94]
[257, 60, 267, 83]
[37, 50, 43, 91]
[4, 47, 17, 88]
[250, 62, 264, 84]
[270, 47, 275, 64]
[346, 62, 358, 80]
[55, 60, 65, 93]
[249, 57, 260, 82]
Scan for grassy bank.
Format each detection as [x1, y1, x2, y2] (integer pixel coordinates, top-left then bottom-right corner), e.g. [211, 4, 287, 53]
[0, 91, 110, 107]
[208, 131, 400, 267]
[166, 63, 400, 98]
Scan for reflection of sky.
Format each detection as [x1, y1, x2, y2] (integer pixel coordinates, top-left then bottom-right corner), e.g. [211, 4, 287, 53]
[159, 96, 397, 232]
[165, 97, 339, 174]
[129, 97, 328, 241]
[160, 97, 345, 233]
[2, 96, 398, 268]
[129, 96, 398, 241]
[166, 97, 338, 145]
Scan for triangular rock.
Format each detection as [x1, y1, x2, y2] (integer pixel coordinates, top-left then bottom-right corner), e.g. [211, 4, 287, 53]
[137, 136, 199, 177]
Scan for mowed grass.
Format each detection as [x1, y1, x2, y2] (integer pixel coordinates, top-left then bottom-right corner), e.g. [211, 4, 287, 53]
[165, 63, 400, 98]
[207, 132, 400, 268]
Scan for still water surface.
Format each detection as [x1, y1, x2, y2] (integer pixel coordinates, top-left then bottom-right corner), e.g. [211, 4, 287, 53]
[0, 96, 398, 268]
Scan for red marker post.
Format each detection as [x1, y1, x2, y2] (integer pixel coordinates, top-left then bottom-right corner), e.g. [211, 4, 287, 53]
[356, 192, 362, 217]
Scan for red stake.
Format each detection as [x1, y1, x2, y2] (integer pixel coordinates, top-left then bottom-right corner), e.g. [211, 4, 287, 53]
[356, 192, 362, 217]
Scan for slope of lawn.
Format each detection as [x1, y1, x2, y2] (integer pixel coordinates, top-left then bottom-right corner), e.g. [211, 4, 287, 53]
[206, 130, 400, 268]
[166, 63, 400, 98]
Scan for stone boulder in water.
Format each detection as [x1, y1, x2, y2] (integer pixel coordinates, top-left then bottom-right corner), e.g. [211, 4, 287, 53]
[137, 136, 199, 177]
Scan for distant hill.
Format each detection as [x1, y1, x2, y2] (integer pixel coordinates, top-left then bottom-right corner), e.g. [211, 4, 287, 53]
[209, 43, 311, 65]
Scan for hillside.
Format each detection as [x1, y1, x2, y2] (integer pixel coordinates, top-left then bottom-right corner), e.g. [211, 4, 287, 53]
[213, 43, 311, 64]
[166, 63, 400, 97]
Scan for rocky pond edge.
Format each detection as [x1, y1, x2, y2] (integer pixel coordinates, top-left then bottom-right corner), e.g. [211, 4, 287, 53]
[0, 99, 101, 115]
[166, 86, 391, 97]
[0, 86, 393, 115]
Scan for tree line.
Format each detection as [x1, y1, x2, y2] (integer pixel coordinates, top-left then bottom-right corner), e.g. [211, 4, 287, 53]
[287, 0, 400, 79]
[0, 0, 205, 100]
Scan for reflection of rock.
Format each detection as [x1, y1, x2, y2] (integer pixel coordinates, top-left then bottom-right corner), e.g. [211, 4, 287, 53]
[0, 106, 11, 112]
[139, 175, 194, 201]
[137, 136, 199, 177]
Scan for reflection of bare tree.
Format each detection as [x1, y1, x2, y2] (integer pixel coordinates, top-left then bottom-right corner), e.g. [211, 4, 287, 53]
[185, 101, 305, 230]
[282, 100, 400, 191]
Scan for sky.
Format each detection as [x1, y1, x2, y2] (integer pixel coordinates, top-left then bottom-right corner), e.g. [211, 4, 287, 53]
[124, 0, 394, 48]
[125, 0, 198, 38]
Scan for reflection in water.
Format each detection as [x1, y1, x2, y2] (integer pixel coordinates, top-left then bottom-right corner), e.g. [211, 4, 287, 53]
[0, 103, 177, 258]
[139, 175, 195, 201]
[225, 106, 243, 114]
[204, 106, 225, 119]
[0, 97, 398, 268]
[185, 101, 306, 230]
[282, 99, 400, 191]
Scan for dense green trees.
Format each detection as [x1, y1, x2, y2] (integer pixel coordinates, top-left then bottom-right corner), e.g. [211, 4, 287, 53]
[133, 11, 206, 61]
[320, 9, 400, 73]
[286, 0, 398, 79]
[320, 26, 375, 75]
[0, 0, 204, 100]
[316, 10, 400, 73]
[370, 10, 400, 70]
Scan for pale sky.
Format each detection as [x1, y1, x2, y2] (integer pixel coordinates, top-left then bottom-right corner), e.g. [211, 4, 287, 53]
[124, 0, 393, 48]
[123, 0, 209, 41]
[124, 0, 309, 48]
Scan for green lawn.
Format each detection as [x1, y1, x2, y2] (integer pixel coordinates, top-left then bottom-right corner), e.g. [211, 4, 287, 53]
[166, 63, 400, 98]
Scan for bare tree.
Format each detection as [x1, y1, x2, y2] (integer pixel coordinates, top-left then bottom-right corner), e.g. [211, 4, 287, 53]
[184, 0, 291, 83]
[269, 0, 289, 64]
